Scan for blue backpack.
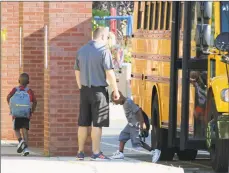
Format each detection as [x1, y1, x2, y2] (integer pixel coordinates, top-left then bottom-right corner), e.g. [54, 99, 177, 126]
[10, 87, 31, 118]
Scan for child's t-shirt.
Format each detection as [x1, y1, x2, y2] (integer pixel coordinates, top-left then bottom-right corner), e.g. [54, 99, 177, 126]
[123, 97, 140, 127]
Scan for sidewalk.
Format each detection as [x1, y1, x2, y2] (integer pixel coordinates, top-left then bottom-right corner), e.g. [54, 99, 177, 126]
[2, 156, 184, 173]
[1, 105, 184, 173]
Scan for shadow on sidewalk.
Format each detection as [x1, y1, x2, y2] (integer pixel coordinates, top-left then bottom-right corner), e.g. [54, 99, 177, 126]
[1, 140, 43, 157]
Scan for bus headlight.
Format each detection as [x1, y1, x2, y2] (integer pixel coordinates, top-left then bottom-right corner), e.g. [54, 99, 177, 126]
[221, 88, 229, 102]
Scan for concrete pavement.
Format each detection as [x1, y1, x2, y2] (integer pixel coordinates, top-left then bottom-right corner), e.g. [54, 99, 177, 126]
[1, 104, 213, 173]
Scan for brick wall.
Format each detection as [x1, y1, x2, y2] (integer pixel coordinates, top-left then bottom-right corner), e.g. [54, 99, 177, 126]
[22, 2, 45, 148]
[45, 2, 92, 156]
[1, 2, 20, 140]
[1, 2, 92, 156]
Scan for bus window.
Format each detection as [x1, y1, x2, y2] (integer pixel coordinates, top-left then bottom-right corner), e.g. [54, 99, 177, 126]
[144, 3, 149, 29]
[180, 2, 184, 30]
[166, 2, 171, 30]
[155, 2, 160, 30]
[137, 2, 142, 29]
[221, 2, 229, 32]
[149, 2, 155, 30]
[191, 2, 197, 41]
[160, 2, 166, 30]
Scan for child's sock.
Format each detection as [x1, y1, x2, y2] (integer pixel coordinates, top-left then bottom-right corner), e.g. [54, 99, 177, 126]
[18, 138, 22, 143]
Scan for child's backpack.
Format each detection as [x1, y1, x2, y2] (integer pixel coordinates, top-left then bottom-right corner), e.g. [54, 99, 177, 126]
[139, 108, 150, 138]
[141, 108, 150, 131]
[9, 87, 31, 118]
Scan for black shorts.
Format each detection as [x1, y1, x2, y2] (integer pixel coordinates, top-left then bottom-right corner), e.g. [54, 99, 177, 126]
[13, 118, 30, 130]
[78, 86, 109, 127]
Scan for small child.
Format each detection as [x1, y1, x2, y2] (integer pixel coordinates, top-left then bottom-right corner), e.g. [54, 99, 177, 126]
[7, 73, 37, 156]
[110, 91, 161, 163]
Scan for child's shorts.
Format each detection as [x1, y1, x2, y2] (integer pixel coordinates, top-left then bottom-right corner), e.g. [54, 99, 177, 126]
[13, 118, 30, 130]
[119, 124, 142, 148]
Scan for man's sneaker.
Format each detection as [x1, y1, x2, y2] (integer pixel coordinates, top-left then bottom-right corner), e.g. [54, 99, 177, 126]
[76, 152, 84, 160]
[22, 148, 30, 156]
[152, 149, 161, 163]
[90, 152, 110, 161]
[110, 150, 124, 160]
[17, 140, 26, 153]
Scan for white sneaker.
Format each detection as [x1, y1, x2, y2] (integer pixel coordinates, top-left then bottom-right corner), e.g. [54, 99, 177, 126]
[110, 150, 124, 159]
[152, 149, 161, 163]
[17, 140, 26, 153]
[22, 148, 30, 156]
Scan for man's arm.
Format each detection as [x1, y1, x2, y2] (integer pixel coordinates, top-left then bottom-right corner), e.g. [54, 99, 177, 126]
[75, 70, 81, 89]
[74, 52, 81, 89]
[106, 69, 118, 93]
[103, 49, 120, 99]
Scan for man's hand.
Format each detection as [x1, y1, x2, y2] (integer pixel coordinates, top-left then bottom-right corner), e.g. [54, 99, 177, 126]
[112, 90, 120, 100]
[75, 70, 81, 89]
[106, 69, 119, 98]
[12, 116, 15, 121]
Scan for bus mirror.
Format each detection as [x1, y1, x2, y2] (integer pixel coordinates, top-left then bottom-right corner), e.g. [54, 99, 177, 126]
[215, 32, 229, 51]
[197, 2, 212, 19]
[196, 24, 211, 47]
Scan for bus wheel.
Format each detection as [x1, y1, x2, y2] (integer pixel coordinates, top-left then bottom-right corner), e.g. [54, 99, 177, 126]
[177, 149, 197, 161]
[151, 94, 175, 161]
[208, 95, 229, 172]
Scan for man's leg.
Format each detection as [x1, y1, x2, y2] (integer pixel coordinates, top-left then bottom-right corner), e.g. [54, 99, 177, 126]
[78, 126, 88, 153]
[90, 87, 110, 160]
[77, 86, 91, 160]
[91, 126, 102, 154]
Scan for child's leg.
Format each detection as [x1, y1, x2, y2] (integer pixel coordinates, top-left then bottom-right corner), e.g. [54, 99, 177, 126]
[119, 141, 126, 153]
[110, 125, 130, 159]
[14, 129, 22, 142]
[21, 118, 30, 156]
[118, 125, 131, 153]
[22, 128, 29, 148]
[13, 118, 26, 153]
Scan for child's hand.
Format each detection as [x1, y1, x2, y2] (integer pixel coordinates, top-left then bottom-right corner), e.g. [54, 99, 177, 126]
[143, 123, 147, 130]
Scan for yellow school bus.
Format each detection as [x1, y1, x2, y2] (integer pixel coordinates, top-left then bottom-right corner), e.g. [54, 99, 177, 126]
[131, 1, 229, 172]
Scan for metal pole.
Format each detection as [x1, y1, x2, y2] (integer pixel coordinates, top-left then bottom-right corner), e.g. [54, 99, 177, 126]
[168, 1, 180, 147]
[180, 1, 192, 150]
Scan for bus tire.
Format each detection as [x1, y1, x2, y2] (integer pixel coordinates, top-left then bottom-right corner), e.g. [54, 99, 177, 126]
[151, 94, 175, 161]
[177, 149, 197, 161]
[208, 95, 229, 172]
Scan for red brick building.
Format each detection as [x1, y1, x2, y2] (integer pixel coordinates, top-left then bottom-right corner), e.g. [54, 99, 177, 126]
[0, 2, 92, 156]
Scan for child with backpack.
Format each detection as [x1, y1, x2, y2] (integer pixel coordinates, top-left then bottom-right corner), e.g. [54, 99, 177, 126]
[110, 91, 161, 163]
[7, 73, 37, 156]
